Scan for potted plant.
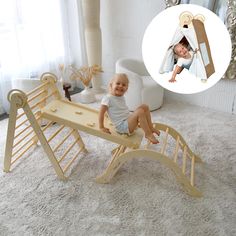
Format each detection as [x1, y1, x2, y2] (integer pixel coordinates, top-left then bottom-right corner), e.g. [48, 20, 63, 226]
[69, 64, 103, 103]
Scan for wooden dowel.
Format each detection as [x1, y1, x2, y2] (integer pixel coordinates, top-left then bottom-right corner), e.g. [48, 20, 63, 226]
[111, 146, 119, 155]
[182, 146, 187, 174]
[190, 155, 195, 186]
[179, 139, 184, 149]
[161, 127, 169, 154]
[29, 91, 57, 110]
[15, 117, 29, 130]
[27, 89, 47, 103]
[26, 81, 50, 97]
[41, 121, 54, 131]
[187, 151, 194, 160]
[12, 135, 36, 157]
[173, 136, 180, 162]
[13, 129, 35, 148]
[11, 141, 35, 165]
[63, 147, 84, 173]
[16, 111, 26, 120]
[107, 145, 122, 167]
[53, 129, 74, 152]
[14, 124, 32, 139]
[58, 138, 79, 163]
[14, 115, 41, 139]
[47, 125, 65, 142]
[13, 120, 53, 157]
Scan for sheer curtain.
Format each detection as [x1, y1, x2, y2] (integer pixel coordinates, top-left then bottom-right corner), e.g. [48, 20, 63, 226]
[0, 0, 86, 114]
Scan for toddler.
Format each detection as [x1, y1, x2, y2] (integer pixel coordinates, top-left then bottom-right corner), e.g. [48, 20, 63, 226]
[99, 73, 160, 144]
[169, 43, 195, 83]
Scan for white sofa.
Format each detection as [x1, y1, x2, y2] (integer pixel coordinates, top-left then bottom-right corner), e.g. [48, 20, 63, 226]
[116, 58, 164, 111]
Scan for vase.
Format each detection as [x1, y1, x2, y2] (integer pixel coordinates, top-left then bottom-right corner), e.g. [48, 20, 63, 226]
[80, 86, 96, 103]
[91, 75, 104, 93]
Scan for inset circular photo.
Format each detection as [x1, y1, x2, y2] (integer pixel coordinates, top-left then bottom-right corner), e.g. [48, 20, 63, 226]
[142, 4, 231, 94]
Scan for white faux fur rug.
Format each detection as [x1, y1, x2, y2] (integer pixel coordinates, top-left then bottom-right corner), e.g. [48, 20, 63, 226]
[0, 100, 236, 236]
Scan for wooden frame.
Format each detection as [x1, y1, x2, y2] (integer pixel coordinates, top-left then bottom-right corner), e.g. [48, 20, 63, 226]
[4, 73, 203, 197]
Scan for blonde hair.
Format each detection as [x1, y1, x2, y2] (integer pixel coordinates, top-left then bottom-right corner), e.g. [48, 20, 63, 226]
[108, 73, 129, 92]
[173, 43, 182, 55]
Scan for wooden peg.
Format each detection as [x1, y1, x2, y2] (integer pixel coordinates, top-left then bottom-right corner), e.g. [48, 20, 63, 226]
[86, 122, 95, 127]
[75, 111, 82, 115]
[50, 107, 57, 112]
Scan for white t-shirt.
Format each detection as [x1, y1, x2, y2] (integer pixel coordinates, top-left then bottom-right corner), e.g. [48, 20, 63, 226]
[177, 50, 194, 69]
[101, 94, 130, 127]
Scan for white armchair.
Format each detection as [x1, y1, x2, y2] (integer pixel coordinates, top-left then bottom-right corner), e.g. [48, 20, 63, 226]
[116, 58, 164, 111]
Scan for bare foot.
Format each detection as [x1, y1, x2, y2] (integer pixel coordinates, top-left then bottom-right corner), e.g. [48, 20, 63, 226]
[146, 133, 159, 144]
[152, 128, 160, 136]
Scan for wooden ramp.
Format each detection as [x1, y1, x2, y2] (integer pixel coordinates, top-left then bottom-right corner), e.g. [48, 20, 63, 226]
[4, 73, 203, 197]
[96, 123, 202, 197]
[41, 99, 144, 149]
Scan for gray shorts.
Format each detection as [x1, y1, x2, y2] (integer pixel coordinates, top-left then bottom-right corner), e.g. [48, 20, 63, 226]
[115, 120, 130, 134]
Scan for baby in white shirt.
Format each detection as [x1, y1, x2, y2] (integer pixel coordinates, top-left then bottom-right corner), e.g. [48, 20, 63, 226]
[169, 43, 195, 83]
[99, 73, 160, 144]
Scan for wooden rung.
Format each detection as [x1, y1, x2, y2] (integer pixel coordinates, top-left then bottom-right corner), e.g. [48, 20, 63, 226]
[13, 121, 52, 156]
[14, 115, 41, 139]
[63, 147, 84, 173]
[13, 129, 35, 148]
[190, 155, 195, 186]
[27, 89, 47, 103]
[58, 137, 80, 163]
[117, 146, 126, 156]
[111, 146, 119, 155]
[11, 141, 35, 164]
[182, 146, 187, 174]
[47, 125, 65, 142]
[30, 91, 57, 110]
[15, 117, 30, 130]
[41, 121, 54, 131]
[53, 129, 75, 152]
[16, 111, 26, 120]
[12, 133, 37, 156]
[173, 136, 180, 162]
[179, 139, 184, 148]
[161, 127, 169, 154]
[15, 112, 41, 129]
[14, 124, 32, 139]
[26, 81, 50, 97]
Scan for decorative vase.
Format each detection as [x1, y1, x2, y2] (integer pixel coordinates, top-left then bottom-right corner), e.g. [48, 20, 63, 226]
[91, 75, 104, 93]
[80, 86, 96, 103]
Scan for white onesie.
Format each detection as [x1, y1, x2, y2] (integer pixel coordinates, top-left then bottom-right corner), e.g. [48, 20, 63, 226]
[177, 50, 194, 69]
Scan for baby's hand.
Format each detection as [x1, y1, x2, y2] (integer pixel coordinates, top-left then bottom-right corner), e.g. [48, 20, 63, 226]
[169, 78, 176, 83]
[100, 127, 111, 134]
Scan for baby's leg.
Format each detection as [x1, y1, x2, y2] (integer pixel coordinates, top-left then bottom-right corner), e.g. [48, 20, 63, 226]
[128, 107, 158, 144]
[137, 104, 160, 136]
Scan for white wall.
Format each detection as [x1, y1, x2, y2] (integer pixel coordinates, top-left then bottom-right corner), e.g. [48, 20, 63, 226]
[100, 0, 165, 85]
[99, 0, 236, 114]
[165, 79, 236, 114]
[0, 101, 4, 115]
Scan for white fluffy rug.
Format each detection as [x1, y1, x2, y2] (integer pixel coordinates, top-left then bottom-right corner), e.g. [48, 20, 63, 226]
[0, 100, 236, 236]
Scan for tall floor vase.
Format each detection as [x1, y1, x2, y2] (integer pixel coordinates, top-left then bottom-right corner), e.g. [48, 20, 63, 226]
[82, 0, 104, 93]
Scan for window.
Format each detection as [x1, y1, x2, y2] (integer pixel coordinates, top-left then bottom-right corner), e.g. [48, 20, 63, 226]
[200, 42, 210, 66]
[0, 0, 69, 77]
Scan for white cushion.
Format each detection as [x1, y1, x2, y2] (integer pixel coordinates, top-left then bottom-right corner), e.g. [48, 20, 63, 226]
[116, 58, 164, 111]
